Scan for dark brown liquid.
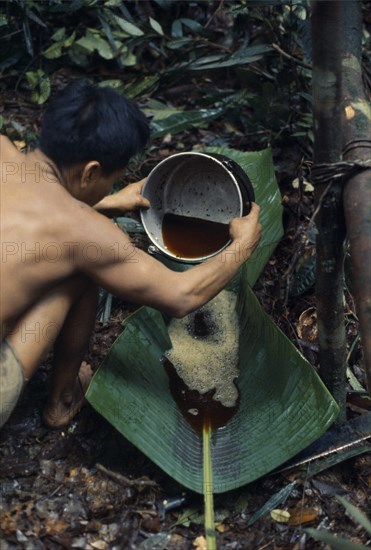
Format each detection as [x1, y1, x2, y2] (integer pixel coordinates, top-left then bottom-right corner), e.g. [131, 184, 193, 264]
[162, 357, 239, 434]
[162, 213, 229, 259]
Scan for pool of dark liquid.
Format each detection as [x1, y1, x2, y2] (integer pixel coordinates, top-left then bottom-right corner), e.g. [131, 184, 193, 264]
[162, 357, 239, 434]
[162, 213, 230, 258]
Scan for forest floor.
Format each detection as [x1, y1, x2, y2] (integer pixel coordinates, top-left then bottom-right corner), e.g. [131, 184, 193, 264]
[0, 89, 370, 550]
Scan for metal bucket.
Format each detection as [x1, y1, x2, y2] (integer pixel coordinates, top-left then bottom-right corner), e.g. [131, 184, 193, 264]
[140, 152, 255, 263]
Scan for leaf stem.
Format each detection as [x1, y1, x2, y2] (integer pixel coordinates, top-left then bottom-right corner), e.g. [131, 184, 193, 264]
[203, 421, 216, 550]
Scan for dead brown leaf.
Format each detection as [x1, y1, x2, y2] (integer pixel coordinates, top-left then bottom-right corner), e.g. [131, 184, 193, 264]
[296, 307, 318, 342]
[44, 517, 70, 535]
[288, 507, 318, 526]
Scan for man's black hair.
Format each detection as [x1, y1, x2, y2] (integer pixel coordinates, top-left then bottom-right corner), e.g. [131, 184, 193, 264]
[39, 80, 150, 175]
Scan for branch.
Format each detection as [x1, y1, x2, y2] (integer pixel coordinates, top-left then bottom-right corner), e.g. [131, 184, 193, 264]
[272, 43, 312, 70]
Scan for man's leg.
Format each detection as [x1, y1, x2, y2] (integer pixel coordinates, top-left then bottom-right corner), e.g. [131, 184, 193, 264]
[6, 275, 99, 427]
[43, 280, 99, 428]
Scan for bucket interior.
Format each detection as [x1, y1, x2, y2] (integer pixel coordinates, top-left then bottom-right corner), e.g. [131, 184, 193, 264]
[141, 154, 243, 262]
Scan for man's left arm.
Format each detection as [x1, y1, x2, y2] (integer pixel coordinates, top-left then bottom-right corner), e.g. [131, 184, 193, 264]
[94, 179, 150, 217]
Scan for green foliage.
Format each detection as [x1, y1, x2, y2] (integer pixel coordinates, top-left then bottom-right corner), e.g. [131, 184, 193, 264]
[0, 0, 316, 150]
[26, 69, 51, 104]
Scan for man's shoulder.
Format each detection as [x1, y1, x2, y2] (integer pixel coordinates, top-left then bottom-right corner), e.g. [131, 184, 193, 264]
[54, 196, 123, 248]
[0, 135, 21, 163]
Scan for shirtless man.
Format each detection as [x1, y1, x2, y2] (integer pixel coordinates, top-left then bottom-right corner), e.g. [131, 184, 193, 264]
[0, 80, 261, 430]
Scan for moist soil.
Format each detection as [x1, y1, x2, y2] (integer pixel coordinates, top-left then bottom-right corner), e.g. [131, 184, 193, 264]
[1, 93, 370, 550]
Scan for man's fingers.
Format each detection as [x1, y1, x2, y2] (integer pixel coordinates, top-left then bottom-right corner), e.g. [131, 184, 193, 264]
[140, 196, 151, 209]
[248, 202, 260, 217]
[134, 178, 147, 190]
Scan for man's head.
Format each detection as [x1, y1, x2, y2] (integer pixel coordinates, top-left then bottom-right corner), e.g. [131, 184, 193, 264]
[39, 80, 150, 204]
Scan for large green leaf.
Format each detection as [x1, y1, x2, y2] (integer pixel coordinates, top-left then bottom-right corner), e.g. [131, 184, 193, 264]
[86, 148, 338, 493]
[86, 275, 338, 493]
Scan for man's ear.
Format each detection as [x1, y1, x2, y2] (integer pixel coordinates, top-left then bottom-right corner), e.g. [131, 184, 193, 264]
[81, 161, 102, 188]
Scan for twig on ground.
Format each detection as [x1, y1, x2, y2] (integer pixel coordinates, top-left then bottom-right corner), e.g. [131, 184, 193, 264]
[95, 463, 158, 488]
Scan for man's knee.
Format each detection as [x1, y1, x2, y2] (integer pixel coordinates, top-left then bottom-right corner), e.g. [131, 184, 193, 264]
[0, 339, 25, 428]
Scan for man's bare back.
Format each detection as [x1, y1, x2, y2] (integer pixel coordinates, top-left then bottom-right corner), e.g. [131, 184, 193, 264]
[1, 136, 134, 338]
[1, 136, 79, 336]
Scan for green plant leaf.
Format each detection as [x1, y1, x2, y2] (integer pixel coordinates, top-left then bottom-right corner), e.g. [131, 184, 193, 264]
[143, 99, 180, 121]
[137, 533, 171, 550]
[248, 481, 297, 526]
[75, 34, 96, 53]
[149, 17, 164, 36]
[122, 75, 159, 98]
[175, 506, 204, 527]
[289, 252, 316, 297]
[171, 19, 183, 38]
[68, 45, 89, 67]
[43, 41, 64, 59]
[100, 78, 156, 98]
[63, 31, 76, 48]
[0, 14, 8, 27]
[0, 49, 24, 72]
[86, 148, 338, 494]
[166, 37, 192, 50]
[48, 0, 86, 13]
[91, 33, 114, 60]
[178, 17, 205, 34]
[98, 12, 118, 56]
[119, 49, 136, 67]
[336, 496, 371, 535]
[26, 70, 51, 104]
[76, 30, 113, 59]
[51, 27, 66, 41]
[234, 492, 250, 514]
[150, 107, 226, 137]
[176, 45, 273, 71]
[22, 18, 34, 57]
[104, 0, 123, 6]
[25, 7, 47, 28]
[305, 528, 368, 549]
[112, 14, 144, 36]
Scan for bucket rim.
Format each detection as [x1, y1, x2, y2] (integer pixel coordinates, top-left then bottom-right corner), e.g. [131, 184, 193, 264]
[140, 151, 245, 263]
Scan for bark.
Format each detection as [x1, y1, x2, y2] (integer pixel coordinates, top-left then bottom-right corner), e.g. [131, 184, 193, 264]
[341, 0, 371, 393]
[312, 1, 347, 422]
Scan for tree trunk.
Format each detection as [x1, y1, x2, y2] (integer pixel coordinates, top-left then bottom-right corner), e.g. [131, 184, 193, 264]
[312, 1, 347, 423]
[341, 0, 371, 393]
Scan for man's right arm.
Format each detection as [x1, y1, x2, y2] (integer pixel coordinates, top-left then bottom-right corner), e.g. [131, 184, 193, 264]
[76, 203, 262, 318]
